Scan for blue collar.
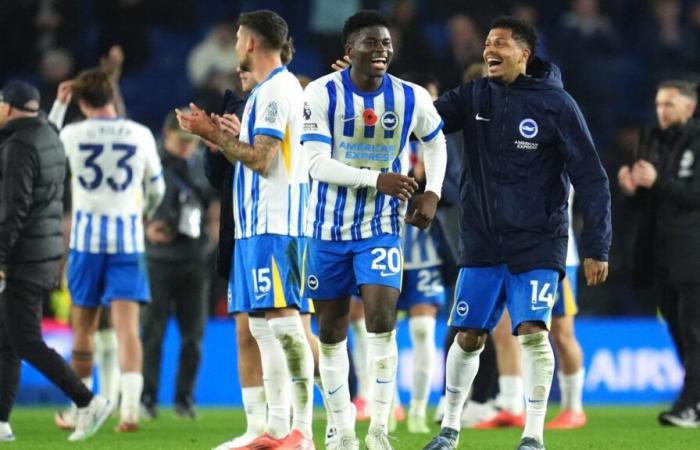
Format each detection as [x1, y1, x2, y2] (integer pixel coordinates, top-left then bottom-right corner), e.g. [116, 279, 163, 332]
[341, 68, 387, 99]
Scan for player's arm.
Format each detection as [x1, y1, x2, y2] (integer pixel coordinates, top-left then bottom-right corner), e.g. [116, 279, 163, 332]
[560, 95, 611, 286]
[433, 83, 470, 134]
[301, 81, 417, 200]
[406, 87, 448, 228]
[177, 100, 279, 176]
[48, 80, 74, 129]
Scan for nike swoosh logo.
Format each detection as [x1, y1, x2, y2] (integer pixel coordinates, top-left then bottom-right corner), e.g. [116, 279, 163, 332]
[527, 397, 544, 403]
[376, 379, 392, 384]
[475, 113, 491, 121]
[328, 384, 344, 395]
[341, 115, 359, 122]
[255, 293, 267, 301]
[531, 306, 550, 311]
[379, 272, 397, 278]
[446, 387, 460, 394]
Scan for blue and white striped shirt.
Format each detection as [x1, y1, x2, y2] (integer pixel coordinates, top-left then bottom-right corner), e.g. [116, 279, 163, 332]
[234, 66, 309, 239]
[302, 69, 443, 241]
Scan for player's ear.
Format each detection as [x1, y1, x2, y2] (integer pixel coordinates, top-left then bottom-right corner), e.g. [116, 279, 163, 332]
[344, 43, 353, 59]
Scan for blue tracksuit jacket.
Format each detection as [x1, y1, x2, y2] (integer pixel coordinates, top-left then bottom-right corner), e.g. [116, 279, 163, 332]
[434, 58, 611, 276]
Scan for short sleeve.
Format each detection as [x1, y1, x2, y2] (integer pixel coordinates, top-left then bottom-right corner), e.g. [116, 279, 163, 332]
[142, 128, 163, 183]
[300, 80, 332, 146]
[411, 85, 444, 143]
[253, 79, 290, 141]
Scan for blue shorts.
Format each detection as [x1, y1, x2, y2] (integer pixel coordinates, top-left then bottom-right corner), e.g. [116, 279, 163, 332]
[228, 235, 305, 313]
[552, 266, 579, 317]
[67, 250, 150, 308]
[397, 267, 446, 311]
[305, 234, 403, 300]
[448, 264, 559, 335]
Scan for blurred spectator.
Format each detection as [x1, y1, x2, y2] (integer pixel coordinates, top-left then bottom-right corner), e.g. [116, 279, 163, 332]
[141, 110, 219, 420]
[439, 14, 483, 90]
[95, 0, 153, 73]
[386, 0, 434, 76]
[618, 80, 700, 425]
[308, 0, 360, 68]
[35, 0, 80, 52]
[187, 22, 239, 87]
[188, 22, 239, 113]
[38, 48, 74, 112]
[551, 0, 623, 149]
[639, 0, 699, 83]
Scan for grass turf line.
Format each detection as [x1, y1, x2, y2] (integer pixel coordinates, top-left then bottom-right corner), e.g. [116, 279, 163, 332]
[3, 406, 700, 449]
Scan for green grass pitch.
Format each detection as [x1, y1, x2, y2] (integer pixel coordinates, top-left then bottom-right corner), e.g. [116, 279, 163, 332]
[3, 406, 700, 449]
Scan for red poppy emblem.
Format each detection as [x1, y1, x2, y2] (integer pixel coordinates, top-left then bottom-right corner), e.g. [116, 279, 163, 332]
[363, 108, 378, 126]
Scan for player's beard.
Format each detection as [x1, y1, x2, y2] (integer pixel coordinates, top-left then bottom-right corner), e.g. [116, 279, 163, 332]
[239, 56, 252, 74]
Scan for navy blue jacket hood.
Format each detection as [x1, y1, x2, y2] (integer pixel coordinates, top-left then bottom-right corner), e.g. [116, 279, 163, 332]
[435, 58, 612, 276]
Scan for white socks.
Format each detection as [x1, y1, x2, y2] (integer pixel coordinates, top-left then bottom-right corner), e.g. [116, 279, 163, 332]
[120, 372, 143, 423]
[94, 329, 120, 406]
[441, 338, 483, 431]
[409, 316, 436, 418]
[519, 331, 555, 444]
[367, 330, 398, 434]
[249, 317, 291, 439]
[558, 368, 584, 413]
[241, 386, 266, 435]
[497, 375, 524, 415]
[268, 316, 314, 439]
[349, 318, 369, 400]
[320, 339, 355, 438]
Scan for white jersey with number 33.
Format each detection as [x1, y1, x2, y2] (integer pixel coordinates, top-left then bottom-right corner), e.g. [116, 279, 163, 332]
[60, 118, 162, 254]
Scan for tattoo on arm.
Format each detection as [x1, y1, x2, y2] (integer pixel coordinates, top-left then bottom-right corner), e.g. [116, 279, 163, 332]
[213, 129, 280, 175]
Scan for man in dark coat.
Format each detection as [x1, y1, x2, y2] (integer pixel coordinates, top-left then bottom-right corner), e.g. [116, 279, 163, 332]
[618, 79, 700, 428]
[0, 81, 111, 442]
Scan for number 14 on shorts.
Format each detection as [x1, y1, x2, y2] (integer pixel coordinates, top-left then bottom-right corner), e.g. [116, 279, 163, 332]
[530, 279, 555, 310]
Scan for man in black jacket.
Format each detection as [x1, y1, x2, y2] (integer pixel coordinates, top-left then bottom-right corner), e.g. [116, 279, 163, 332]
[0, 81, 111, 441]
[424, 17, 611, 450]
[618, 79, 700, 427]
[141, 110, 218, 420]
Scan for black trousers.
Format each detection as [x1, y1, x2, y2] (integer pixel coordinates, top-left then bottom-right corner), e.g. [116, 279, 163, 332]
[0, 278, 92, 421]
[656, 280, 700, 407]
[141, 259, 208, 406]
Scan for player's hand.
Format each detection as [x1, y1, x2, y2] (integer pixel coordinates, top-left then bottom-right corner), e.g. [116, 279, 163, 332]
[176, 103, 217, 141]
[100, 45, 124, 82]
[583, 258, 608, 286]
[56, 80, 74, 104]
[631, 159, 657, 188]
[146, 220, 175, 244]
[213, 113, 241, 137]
[617, 165, 637, 195]
[331, 55, 351, 71]
[376, 173, 418, 202]
[405, 191, 439, 229]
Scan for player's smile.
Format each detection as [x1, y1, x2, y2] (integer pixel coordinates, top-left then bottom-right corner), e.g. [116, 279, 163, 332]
[348, 26, 394, 81]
